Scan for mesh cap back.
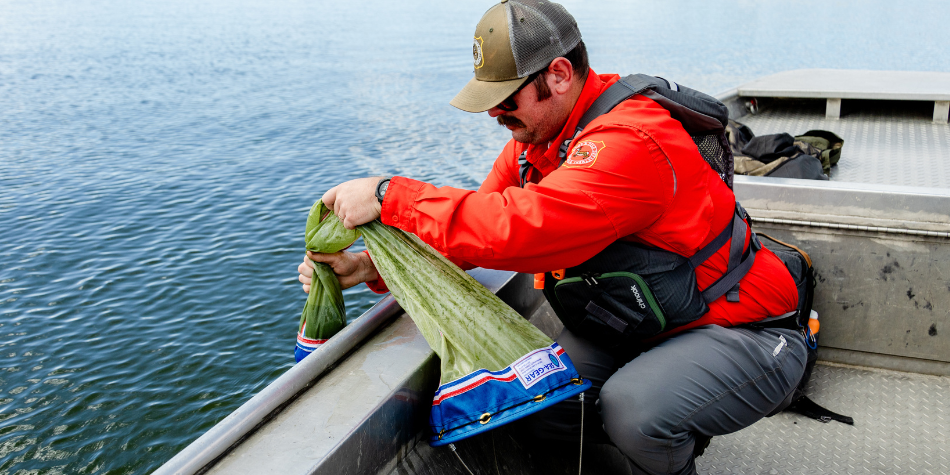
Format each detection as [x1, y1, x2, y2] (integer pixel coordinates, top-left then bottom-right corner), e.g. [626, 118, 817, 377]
[505, 0, 582, 77]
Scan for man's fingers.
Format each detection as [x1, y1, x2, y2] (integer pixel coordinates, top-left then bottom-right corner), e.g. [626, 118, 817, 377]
[298, 259, 314, 278]
[321, 186, 338, 211]
[307, 250, 341, 264]
[300, 249, 375, 291]
[302, 283, 310, 294]
[319, 177, 383, 228]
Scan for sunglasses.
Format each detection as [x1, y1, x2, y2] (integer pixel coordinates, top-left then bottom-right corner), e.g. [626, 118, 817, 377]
[496, 70, 545, 112]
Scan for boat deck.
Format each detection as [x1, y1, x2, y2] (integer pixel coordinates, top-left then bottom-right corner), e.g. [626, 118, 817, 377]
[734, 69, 950, 123]
[383, 302, 950, 475]
[385, 369, 950, 475]
[698, 363, 950, 475]
[738, 99, 950, 189]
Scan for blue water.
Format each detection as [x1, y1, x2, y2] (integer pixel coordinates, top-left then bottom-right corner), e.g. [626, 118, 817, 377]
[1, 0, 948, 473]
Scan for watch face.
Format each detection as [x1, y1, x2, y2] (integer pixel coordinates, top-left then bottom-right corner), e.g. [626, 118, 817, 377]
[376, 178, 390, 203]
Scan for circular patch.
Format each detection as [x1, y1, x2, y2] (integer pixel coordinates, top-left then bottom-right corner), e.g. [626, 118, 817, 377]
[473, 36, 484, 69]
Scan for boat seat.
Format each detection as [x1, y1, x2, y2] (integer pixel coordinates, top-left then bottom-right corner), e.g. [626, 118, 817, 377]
[737, 69, 950, 123]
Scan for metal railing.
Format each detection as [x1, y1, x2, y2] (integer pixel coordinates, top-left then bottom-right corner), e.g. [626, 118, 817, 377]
[153, 295, 402, 475]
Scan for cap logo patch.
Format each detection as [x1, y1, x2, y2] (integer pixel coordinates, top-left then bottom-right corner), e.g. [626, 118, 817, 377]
[473, 36, 485, 69]
[565, 140, 606, 167]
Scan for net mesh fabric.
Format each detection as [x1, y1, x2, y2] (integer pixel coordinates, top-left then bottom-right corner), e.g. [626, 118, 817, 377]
[506, 0, 581, 77]
[692, 132, 735, 189]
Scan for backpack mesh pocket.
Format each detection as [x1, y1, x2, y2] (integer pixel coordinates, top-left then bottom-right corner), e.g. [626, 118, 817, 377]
[692, 132, 734, 189]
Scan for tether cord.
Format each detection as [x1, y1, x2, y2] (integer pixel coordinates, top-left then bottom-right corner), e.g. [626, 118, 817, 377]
[449, 443, 475, 475]
[578, 392, 585, 475]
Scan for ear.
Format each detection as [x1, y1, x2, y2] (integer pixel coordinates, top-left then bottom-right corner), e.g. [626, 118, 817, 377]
[546, 57, 574, 95]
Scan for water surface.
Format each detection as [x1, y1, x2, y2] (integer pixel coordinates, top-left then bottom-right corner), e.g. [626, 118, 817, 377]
[1, 0, 949, 473]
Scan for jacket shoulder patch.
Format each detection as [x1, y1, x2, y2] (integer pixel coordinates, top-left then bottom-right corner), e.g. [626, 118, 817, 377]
[564, 140, 606, 168]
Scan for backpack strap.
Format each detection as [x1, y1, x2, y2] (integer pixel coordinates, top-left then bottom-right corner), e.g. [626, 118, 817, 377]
[786, 395, 855, 425]
[690, 202, 760, 304]
[521, 75, 668, 188]
[576, 74, 727, 137]
[520, 75, 754, 302]
[518, 150, 531, 188]
[757, 233, 813, 268]
[574, 74, 657, 134]
[523, 73, 730, 187]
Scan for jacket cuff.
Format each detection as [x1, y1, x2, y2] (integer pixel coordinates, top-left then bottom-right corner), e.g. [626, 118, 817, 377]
[380, 176, 425, 232]
[362, 250, 389, 294]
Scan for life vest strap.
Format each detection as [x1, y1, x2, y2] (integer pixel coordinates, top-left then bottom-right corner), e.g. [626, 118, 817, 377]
[688, 202, 759, 304]
[518, 150, 531, 187]
[523, 73, 753, 304]
[701, 226, 760, 304]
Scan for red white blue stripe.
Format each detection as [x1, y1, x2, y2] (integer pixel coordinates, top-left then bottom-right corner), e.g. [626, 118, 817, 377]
[294, 322, 328, 362]
[432, 344, 567, 405]
[428, 342, 589, 447]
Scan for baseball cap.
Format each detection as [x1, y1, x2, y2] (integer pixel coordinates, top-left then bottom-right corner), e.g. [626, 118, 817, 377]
[450, 0, 582, 113]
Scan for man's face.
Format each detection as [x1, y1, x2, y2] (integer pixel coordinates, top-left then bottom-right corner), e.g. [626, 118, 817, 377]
[488, 76, 563, 145]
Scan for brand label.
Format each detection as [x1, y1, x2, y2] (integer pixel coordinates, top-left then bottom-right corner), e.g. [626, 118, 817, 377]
[773, 335, 787, 356]
[512, 347, 566, 389]
[564, 140, 606, 167]
[630, 285, 647, 309]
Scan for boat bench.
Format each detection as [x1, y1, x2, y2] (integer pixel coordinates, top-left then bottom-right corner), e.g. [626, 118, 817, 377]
[737, 69, 950, 123]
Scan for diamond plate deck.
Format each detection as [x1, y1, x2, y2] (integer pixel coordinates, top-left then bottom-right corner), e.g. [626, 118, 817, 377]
[739, 100, 950, 189]
[697, 363, 950, 475]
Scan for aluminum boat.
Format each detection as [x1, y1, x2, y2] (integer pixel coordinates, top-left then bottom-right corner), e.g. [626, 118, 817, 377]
[155, 69, 950, 475]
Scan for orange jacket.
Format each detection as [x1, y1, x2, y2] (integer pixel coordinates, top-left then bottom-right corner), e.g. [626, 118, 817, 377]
[375, 71, 798, 332]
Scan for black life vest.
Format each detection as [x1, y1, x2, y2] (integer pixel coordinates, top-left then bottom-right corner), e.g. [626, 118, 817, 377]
[525, 74, 761, 343]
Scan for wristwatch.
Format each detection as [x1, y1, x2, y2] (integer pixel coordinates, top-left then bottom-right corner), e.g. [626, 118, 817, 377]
[375, 177, 392, 204]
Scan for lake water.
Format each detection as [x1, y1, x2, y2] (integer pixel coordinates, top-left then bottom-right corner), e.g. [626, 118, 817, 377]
[1, 0, 948, 473]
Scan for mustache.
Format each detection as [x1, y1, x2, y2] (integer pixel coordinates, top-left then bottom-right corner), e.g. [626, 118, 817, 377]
[496, 115, 525, 128]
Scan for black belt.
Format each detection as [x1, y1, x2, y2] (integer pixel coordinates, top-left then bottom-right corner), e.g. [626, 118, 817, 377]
[747, 312, 801, 331]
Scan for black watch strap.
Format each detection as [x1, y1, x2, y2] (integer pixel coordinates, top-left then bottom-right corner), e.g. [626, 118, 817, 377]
[375, 177, 392, 204]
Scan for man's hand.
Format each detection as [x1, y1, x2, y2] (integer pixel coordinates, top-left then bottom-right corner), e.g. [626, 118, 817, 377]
[297, 250, 379, 292]
[322, 177, 385, 230]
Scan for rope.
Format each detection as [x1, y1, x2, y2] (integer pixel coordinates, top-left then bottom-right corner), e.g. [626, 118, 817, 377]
[449, 443, 475, 475]
[578, 392, 585, 475]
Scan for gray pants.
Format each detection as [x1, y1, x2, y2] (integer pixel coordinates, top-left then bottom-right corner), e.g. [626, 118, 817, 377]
[527, 324, 807, 475]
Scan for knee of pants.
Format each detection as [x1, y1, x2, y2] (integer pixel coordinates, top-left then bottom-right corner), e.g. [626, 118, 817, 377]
[600, 381, 692, 474]
[599, 376, 673, 449]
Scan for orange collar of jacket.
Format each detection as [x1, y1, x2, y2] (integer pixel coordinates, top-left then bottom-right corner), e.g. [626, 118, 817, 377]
[521, 70, 622, 175]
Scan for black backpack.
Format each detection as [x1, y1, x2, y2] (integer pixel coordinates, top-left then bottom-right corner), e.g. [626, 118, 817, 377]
[520, 74, 733, 188]
[757, 234, 853, 425]
[534, 75, 762, 344]
[591, 76, 852, 424]
[550, 74, 854, 425]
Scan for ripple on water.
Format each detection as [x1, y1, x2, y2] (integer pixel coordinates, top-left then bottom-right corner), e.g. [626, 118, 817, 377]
[3, 0, 950, 474]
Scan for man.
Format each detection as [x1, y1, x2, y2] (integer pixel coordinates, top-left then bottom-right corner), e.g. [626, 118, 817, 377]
[298, 1, 806, 473]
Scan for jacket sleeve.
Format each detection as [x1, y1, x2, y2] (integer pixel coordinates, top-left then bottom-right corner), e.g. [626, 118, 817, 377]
[478, 139, 523, 193]
[363, 140, 523, 293]
[379, 124, 676, 274]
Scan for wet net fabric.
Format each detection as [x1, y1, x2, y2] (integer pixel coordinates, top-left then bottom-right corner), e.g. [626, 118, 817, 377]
[295, 200, 361, 362]
[295, 200, 590, 445]
[506, 0, 581, 77]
